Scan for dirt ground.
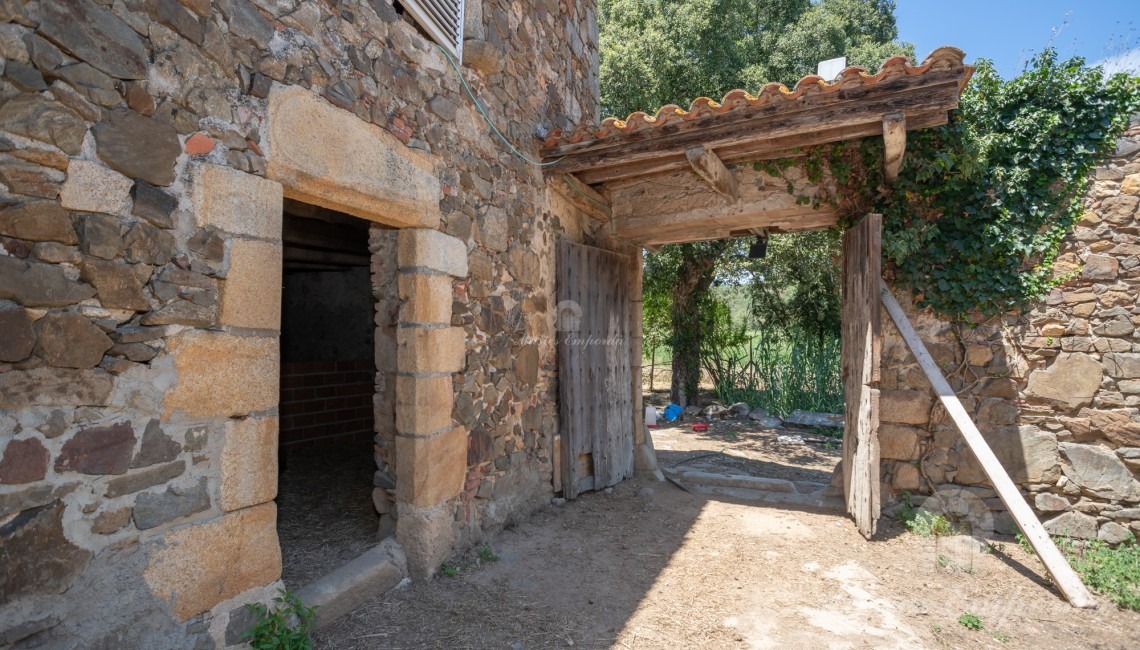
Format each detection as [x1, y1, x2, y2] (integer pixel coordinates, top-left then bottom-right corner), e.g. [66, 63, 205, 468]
[315, 417, 1140, 649]
[650, 410, 844, 486]
[276, 440, 381, 588]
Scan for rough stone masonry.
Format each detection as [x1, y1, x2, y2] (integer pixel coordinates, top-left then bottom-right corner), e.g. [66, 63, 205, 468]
[876, 123, 1140, 546]
[0, 0, 600, 647]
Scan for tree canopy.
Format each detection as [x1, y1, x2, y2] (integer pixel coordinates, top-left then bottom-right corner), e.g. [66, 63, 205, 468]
[599, 0, 914, 118]
[601, 0, 913, 403]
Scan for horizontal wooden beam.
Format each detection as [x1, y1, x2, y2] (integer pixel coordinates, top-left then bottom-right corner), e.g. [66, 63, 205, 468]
[543, 74, 964, 173]
[617, 208, 838, 246]
[282, 218, 369, 255]
[550, 173, 611, 222]
[284, 247, 371, 267]
[575, 110, 949, 186]
[685, 146, 738, 201]
[882, 112, 906, 185]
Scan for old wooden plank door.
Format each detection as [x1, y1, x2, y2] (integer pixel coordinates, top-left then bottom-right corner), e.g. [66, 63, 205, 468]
[557, 239, 634, 499]
[841, 213, 882, 539]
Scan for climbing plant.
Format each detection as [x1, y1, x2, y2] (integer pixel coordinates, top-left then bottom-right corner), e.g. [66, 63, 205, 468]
[602, 0, 913, 404]
[870, 50, 1140, 318]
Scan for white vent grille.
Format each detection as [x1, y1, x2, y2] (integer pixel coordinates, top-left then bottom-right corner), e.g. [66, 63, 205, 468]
[401, 0, 465, 59]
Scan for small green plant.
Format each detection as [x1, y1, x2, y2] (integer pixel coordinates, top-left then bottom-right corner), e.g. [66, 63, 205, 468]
[1017, 531, 1139, 610]
[906, 511, 954, 538]
[898, 491, 917, 525]
[937, 554, 950, 569]
[1015, 532, 1035, 556]
[477, 545, 500, 562]
[992, 630, 1011, 643]
[957, 612, 984, 631]
[440, 561, 460, 577]
[931, 624, 942, 633]
[1068, 534, 1140, 610]
[810, 425, 842, 440]
[245, 589, 317, 650]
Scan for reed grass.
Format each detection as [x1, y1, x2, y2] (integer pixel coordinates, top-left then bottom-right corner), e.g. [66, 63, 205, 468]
[703, 330, 843, 417]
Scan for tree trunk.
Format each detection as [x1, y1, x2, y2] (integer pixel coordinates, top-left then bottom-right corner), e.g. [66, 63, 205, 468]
[648, 346, 656, 391]
[668, 242, 726, 406]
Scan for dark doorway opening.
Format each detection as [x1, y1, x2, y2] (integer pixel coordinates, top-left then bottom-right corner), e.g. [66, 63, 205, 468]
[275, 199, 381, 587]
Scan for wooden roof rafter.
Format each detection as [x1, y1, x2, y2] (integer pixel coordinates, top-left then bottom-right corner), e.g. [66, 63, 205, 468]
[541, 48, 973, 187]
[544, 48, 972, 246]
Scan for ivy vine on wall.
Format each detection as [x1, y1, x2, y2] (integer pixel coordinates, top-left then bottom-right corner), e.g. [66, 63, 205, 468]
[787, 50, 1140, 320]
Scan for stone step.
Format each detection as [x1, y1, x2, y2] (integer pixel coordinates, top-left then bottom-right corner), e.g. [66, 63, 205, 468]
[672, 469, 844, 509]
[679, 470, 796, 493]
[784, 410, 844, 429]
[296, 538, 408, 629]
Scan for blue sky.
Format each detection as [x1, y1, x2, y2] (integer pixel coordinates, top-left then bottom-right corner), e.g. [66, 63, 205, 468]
[895, 0, 1139, 77]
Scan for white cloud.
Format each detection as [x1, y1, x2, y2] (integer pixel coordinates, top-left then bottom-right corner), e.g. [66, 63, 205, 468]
[1096, 47, 1140, 75]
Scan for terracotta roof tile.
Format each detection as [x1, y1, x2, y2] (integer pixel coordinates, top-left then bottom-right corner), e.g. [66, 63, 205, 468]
[543, 47, 971, 151]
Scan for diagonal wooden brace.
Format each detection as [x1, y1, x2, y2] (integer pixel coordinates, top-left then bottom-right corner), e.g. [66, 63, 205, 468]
[880, 280, 1096, 609]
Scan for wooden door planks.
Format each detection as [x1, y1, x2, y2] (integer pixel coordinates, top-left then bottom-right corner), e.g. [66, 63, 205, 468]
[841, 213, 883, 539]
[557, 240, 634, 498]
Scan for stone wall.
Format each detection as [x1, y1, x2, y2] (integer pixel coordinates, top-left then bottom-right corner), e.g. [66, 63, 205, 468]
[878, 124, 1140, 545]
[0, 0, 600, 646]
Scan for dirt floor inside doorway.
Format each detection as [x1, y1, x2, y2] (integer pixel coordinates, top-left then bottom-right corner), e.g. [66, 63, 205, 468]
[315, 426, 1139, 649]
[277, 441, 381, 588]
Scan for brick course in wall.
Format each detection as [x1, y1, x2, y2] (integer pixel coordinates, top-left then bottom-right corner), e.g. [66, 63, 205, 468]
[279, 360, 375, 447]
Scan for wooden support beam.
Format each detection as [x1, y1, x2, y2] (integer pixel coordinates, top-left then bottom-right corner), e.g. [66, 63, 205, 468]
[879, 280, 1097, 609]
[575, 110, 949, 186]
[617, 208, 837, 246]
[284, 247, 371, 267]
[685, 146, 739, 201]
[544, 78, 964, 173]
[882, 112, 906, 185]
[551, 173, 611, 222]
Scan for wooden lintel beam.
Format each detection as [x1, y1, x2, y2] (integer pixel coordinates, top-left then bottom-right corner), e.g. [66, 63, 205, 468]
[882, 112, 906, 185]
[284, 247, 371, 267]
[619, 209, 838, 246]
[551, 173, 611, 222]
[685, 146, 739, 201]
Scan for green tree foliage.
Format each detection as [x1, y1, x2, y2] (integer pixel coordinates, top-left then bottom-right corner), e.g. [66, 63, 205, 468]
[738, 230, 843, 341]
[601, 0, 911, 404]
[599, 0, 913, 118]
[742, 0, 915, 88]
[875, 51, 1140, 318]
[643, 240, 730, 403]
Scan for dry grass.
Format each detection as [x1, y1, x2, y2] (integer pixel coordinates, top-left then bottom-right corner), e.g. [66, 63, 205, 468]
[276, 440, 381, 588]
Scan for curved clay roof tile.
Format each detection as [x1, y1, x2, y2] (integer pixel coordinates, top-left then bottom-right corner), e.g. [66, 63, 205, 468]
[543, 47, 969, 149]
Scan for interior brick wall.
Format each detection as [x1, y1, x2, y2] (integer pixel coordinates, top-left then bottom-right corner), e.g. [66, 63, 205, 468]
[279, 360, 375, 447]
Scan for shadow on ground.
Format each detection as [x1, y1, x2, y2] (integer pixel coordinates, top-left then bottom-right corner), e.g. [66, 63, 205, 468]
[276, 441, 380, 588]
[310, 422, 1140, 650]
